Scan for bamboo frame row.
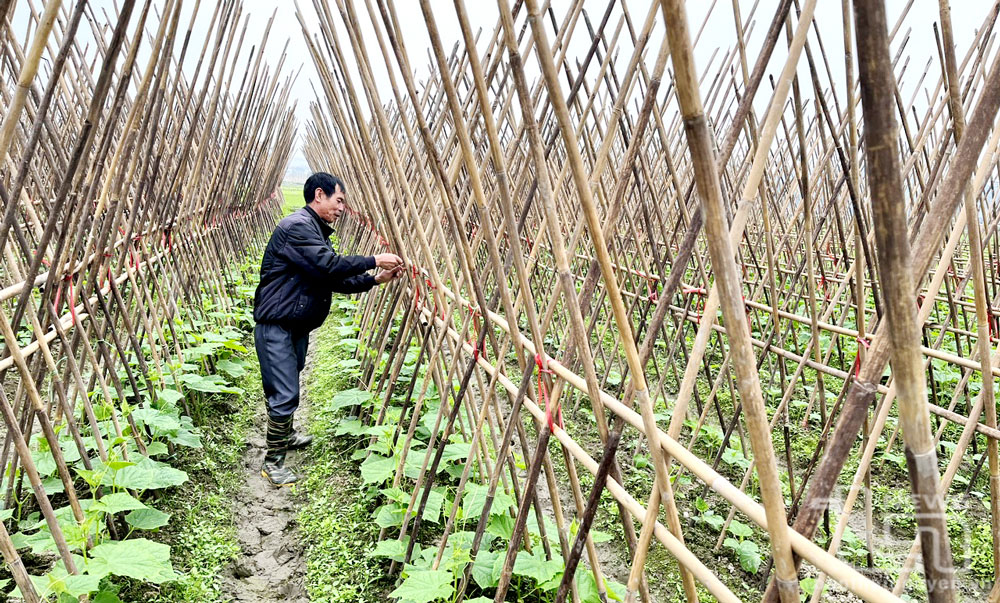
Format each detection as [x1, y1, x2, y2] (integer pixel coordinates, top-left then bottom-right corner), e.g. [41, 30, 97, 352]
[0, 1, 295, 600]
[303, 0, 1000, 601]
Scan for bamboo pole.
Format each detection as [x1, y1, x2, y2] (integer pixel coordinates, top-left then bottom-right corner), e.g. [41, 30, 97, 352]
[853, 1, 955, 599]
[658, 0, 798, 601]
[938, 0, 1000, 583]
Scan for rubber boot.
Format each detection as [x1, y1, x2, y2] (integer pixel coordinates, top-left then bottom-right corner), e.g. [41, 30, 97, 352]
[287, 427, 313, 450]
[261, 415, 299, 487]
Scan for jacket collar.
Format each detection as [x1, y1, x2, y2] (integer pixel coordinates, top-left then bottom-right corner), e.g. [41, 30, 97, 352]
[303, 205, 334, 238]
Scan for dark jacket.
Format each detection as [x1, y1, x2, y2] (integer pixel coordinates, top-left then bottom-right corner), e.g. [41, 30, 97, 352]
[253, 206, 376, 332]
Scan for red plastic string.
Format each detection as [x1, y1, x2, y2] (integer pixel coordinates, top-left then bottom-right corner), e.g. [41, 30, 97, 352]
[683, 286, 707, 323]
[468, 306, 487, 360]
[851, 336, 871, 378]
[67, 275, 78, 326]
[535, 353, 561, 431]
[646, 277, 658, 303]
[162, 227, 173, 252]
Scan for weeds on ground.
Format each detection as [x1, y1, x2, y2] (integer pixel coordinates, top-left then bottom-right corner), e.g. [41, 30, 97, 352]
[297, 296, 392, 602]
[121, 269, 263, 603]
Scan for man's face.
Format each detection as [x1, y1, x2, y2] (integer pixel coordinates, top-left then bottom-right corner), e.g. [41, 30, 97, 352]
[312, 185, 346, 222]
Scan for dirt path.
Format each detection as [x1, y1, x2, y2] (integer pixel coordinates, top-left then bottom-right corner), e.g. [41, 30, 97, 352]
[218, 415, 309, 603]
[219, 347, 319, 602]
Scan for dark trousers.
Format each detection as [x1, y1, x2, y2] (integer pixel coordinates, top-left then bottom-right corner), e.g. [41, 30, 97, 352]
[254, 322, 309, 419]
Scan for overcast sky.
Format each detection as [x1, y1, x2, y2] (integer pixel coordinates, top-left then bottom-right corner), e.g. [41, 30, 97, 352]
[6, 1, 990, 175]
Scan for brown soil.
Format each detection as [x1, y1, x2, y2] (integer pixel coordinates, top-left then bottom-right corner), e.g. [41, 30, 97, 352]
[218, 344, 318, 602]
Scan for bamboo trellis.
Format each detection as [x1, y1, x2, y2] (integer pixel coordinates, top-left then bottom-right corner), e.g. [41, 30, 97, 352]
[301, 0, 1000, 601]
[0, 0, 295, 600]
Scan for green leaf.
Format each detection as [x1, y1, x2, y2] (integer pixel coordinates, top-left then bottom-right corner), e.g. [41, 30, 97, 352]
[126, 508, 171, 530]
[422, 488, 445, 524]
[60, 573, 102, 597]
[93, 591, 124, 603]
[702, 511, 724, 531]
[216, 359, 247, 378]
[156, 389, 184, 405]
[9, 575, 48, 600]
[736, 540, 761, 573]
[338, 358, 361, 370]
[722, 447, 751, 470]
[131, 407, 182, 434]
[471, 549, 500, 589]
[331, 388, 372, 410]
[800, 576, 816, 597]
[114, 457, 188, 490]
[462, 482, 515, 522]
[93, 492, 147, 515]
[178, 373, 242, 395]
[31, 446, 57, 477]
[42, 476, 65, 495]
[568, 519, 613, 544]
[389, 568, 454, 603]
[380, 486, 409, 504]
[723, 537, 761, 573]
[727, 519, 753, 539]
[166, 428, 202, 449]
[513, 550, 563, 586]
[374, 504, 406, 529]
[402, 447, 427, 480]
[85, 538, 176, 583]
[334, 419, 365, 436]
[440, 442, 471, 464]
[223, 340, 248, 353]
[183, 343, 221, 361]
[487, 513, 514, 540]
[145, 441, 169, 457]
[360, 454, 397, 485]
[438, 531, 475, 575]
[577, 571, 626, 603]
[29, 564, 103, 598]
[334, 325, 357, 336]
[369, 537, 410, 562]
[336, 338, 360, 352]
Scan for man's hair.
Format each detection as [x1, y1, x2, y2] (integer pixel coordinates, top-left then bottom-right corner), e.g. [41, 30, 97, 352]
[303, 172, 345, 203]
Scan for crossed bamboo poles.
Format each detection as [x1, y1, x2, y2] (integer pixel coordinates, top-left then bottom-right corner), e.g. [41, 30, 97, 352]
[303, 0, 1000, 601]
[0, 1, 294, 599]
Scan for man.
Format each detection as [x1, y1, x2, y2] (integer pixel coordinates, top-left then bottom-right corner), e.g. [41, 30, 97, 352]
[253, 172, 403, 486]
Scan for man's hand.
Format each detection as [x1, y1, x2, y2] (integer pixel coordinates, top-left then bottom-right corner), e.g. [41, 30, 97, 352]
[375, 253, 403, 269]
[375, 265, 405, 284]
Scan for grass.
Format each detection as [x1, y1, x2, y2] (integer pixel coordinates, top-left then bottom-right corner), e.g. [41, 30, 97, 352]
[296, 295, 393, 602]
[281, 182, 303, 217]
[119, 336, 263, 602]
